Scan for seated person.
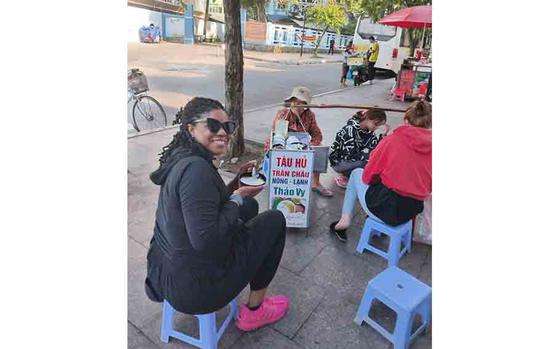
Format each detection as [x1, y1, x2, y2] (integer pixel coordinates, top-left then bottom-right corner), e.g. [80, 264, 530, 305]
[264, 86, 334, 197]
[329, 109, 388, 189]
[145, 97, 289, 332]
[329, 100, 432, 242]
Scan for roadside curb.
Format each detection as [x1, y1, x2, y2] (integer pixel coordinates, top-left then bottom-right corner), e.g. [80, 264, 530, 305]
[128, 124, 179, 139]
[128, 123, 265, 150]
[245, 137, 265, 148]
[128, 86, 350, 140]
[244, 55, 341, 65]
[244, 86, 348, 114]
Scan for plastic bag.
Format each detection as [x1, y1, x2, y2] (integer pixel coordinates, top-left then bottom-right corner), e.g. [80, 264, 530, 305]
[413, 195, 432, 245]
[128, 69, 149, 94]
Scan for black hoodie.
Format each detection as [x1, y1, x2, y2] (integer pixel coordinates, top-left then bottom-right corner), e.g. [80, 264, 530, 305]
[148, 142, 240, 275]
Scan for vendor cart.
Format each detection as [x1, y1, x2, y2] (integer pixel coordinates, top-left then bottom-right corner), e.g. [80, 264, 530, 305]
[395, 60, 432, 100]
[264, 128, 329, 228]
[268, 148, 314, 228]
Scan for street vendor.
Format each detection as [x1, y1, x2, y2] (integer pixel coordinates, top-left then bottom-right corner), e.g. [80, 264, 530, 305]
[264, 86, 334, 197]
[367, 36, 380, 84]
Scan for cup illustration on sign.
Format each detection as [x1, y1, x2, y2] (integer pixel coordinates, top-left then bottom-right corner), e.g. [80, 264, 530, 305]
[272, 197, 306, 216]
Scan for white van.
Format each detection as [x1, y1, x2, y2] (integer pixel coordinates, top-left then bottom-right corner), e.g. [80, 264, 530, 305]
[352, 16, 407, 75]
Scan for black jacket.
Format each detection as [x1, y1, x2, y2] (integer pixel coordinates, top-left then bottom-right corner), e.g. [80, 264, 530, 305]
[145, 143, 242, 304]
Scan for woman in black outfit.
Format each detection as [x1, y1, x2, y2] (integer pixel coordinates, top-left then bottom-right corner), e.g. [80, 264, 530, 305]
[145, 97, 289, 332]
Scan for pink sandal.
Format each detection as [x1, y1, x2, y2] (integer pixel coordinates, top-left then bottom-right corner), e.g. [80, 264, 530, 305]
[334, 175, 348, 189]
[312, 185, 334, 197]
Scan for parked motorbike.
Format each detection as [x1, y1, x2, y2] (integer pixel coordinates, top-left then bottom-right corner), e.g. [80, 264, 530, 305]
[348, 54, 369, 86]
[351, 65, 369, 86]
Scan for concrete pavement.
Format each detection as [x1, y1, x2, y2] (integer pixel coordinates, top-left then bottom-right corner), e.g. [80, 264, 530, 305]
[128, 83, 431, 348]
[128, 42, 355, 133]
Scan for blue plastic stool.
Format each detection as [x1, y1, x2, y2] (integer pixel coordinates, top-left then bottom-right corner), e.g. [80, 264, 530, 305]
[356, 217, 412, 267]
[160, 299, 238, 349]
[354, 267, 431, 349]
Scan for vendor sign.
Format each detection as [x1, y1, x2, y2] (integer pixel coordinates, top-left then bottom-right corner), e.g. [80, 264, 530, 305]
[348, 43, 369, 66]
[268, 150, 314, 228]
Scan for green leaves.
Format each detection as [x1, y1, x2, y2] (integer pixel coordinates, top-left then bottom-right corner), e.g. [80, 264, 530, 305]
[359, 0, 432, 21]
[307, 1, 347, 33]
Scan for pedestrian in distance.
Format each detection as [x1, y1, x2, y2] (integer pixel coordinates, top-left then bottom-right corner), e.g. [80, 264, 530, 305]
[328, 38, 336, 55]
[329, 100, 432, 242]
[367, 36, 380, 84]
[145, 97, 290, 332]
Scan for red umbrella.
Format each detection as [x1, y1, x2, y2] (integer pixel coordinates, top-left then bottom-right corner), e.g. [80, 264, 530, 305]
[378, 5, 432, 29]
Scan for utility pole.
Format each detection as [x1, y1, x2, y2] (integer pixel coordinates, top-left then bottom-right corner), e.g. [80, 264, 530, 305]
[299, 5, 307, 57]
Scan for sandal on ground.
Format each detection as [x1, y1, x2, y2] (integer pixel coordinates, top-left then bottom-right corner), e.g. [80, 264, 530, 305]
[329, 221, 348, 243]
[312, 186, 334, 197]
[334, 175, 348, 189]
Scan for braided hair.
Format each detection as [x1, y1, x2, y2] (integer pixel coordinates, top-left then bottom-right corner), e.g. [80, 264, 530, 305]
[155, 97, 226, 166]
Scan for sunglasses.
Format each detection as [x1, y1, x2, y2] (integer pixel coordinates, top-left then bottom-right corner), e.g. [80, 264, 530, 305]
[191, 118, 237, 135]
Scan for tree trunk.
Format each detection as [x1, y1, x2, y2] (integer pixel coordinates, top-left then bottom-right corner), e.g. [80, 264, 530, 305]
[313, 26, 329, 56]
[256, 0, 267, 22]
[203, 0, 210, 38]
[223, 0, 245, 157]
[407, 28, 419, 56]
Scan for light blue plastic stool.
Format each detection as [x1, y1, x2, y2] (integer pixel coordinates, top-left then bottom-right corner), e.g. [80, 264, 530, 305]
[354, 267, 431, 349]
[160, 299, 238, 349]
[356, 217, 412, 267]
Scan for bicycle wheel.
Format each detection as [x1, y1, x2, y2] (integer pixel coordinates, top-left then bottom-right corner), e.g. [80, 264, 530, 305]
[132, 95, 167, 132]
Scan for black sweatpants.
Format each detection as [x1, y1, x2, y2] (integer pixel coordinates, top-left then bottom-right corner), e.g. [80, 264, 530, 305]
[146, 197, 287, 314]
[236, 197, 286, 291]
[340, 63, 350, 83]
[368, 61, 376, 81]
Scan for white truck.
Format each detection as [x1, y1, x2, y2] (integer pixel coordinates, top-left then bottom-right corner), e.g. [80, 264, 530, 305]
[351, 16, 408, 75]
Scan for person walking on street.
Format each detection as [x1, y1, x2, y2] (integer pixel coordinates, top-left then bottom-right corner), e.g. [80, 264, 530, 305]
[367, 36, 380, 84]
[328, 39, 335, 55]
[340, 41, 353, 87]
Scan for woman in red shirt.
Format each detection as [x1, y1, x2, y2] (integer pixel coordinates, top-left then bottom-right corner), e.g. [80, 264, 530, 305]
[329, 100, 432, 242]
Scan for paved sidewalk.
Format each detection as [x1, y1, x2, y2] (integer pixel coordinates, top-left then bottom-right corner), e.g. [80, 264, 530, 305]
[244, 50, 342, 65]
[128, 42, 341, 70]
[128, 83, 430, 348]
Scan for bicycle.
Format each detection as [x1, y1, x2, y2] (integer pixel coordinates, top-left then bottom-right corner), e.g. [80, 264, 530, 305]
[128, 69, 167, 132]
